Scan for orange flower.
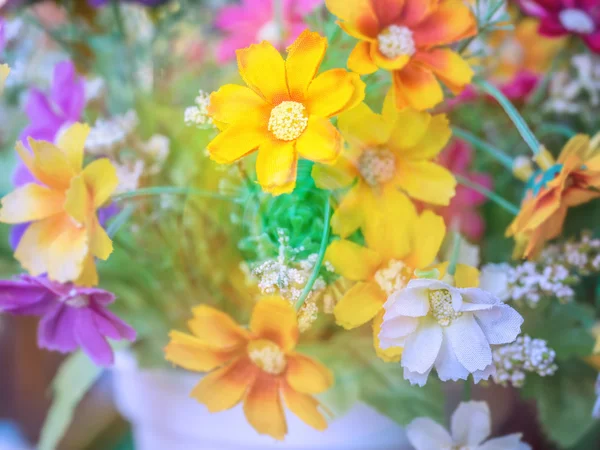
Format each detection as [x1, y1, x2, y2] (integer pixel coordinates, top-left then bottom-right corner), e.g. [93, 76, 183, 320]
[507, 134, 600, 259]
[326, 0, 476, 110]
[164, 297, 333, 440]
[0, 123, 118, 286]
[207, 29, 364, 195]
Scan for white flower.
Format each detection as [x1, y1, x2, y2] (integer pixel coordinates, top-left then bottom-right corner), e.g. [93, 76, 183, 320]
[379, 279, 523, 386]
[479, 263, 513, 302]
[407, 401, 531, 450]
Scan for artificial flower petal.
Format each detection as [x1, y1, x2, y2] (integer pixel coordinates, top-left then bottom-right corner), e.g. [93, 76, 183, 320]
[164, 331, 239, 372]
[334, 281, 385, 329]
[396, 160, 456, 206]
[81, 158, 119, 208]
[256, 139, 297, 195]
[56, 122, 89, 171]
[306, 69, 359, 118]
[286, 353, 334, 394]
[244, 373, 287, 440]
[296, 116, 342, 163]
[392, 65, 444, 111]
[188, 305, 250, 348]
[348, 41, 378, 75]
[0, 184, 64, 224]
[282, 382, 328, 431]
[325, 239, 382, 281]
[250, 296, 299, 352]
[207, 123, 266, 164]
[286, 30, 327, 100]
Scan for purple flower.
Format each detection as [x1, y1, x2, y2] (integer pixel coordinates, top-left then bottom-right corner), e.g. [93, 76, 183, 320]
[0, 276, 136, 366]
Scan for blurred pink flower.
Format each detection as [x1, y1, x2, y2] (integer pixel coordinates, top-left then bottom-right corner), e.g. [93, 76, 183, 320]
[437, 140, 493, 241]
[214, 0, 323, 63]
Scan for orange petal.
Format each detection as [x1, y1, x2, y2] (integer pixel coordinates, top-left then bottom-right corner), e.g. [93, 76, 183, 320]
[334, 281, 386, 329]
[236, 42, 289, 104]
[296, 117, 341, 164]
[243, 373, 287, 440]
[282, 382, 328, 431]
[370, 0, 406, 27]
[0, 184, 64, 224]
[286, 353, 334, 394]
[250, 296, 299, 352]
[286, 30, 327, 101]
[325, 0, 380, 39]
[188, 305, 250, 349]
[325, 239, 382, 281]
[414, 49, 474, 94]
[411, 0, 476, 46]
[306, 69, 359, 118]
[348, 41, 379, 75]
[81, 158, 119, 209]
[256, 139, 297, 195]
[392, 64, 444, 111]
[192, 357, 258, 412]
[398, 0, 436, 27]
[207, 123, 266, 164]
[165, 331, 242, 372]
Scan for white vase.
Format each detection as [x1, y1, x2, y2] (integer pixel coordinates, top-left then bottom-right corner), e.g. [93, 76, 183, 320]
[112, 351, 411, 450]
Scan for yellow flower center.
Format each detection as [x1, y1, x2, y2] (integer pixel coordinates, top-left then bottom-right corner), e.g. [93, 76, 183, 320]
[374, 259, 413, 296]
[247, 339, 287, 375]
[378, 25, 415, 59]
[268, 101, 308, 141]
[358, 148, 397, 186]
[429, 289, 461, 327]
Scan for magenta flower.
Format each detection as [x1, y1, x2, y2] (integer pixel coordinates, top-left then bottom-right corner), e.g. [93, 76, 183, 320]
[214, 0, 323, 63]
[437, 140, 493, 241]
[0, 276, 135, 366]
[519, 0, 600, 53]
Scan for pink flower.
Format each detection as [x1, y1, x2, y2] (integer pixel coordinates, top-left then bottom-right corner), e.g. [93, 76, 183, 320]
[437, 140, 493, 241]
[519, 0, 600, 53]
[214, 0, 323, 63]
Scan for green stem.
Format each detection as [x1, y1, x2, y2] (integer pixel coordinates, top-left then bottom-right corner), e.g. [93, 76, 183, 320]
[463, 377, 472, 401]
[537, 123, 577, 140]
[112, 186, 239, 203]
[447, 231, 462, 277]
[295, 197, 331, 311]
[455, 174, 519, 216]
[475, 79, 541, 156]
[452, 127, 514, 171]
[106, 204, 136, 237]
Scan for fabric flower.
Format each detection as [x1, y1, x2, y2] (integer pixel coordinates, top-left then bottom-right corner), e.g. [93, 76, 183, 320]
[214, 0, 323, 63]
[164, 297, 333, 440]
[207, 29, 364, 195]
[0, 275, 136, 366]
[379, 278, 523, 385]
[0, 123, 119, 286]
[519, 0, 600, 53]
[407, 401, 531, 450]
[312, 99, 455, 238]
[436, 139, 492, 240]
[507, 134, 600, 259]
[326, 0, 476, 110]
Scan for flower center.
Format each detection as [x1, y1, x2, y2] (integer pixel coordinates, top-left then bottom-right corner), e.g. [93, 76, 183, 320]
[257, 20, 283, 44]
[268, 101, 308, 141]
[428, 289, 461, 327]
[61, 289, 90, 308]
[559, 8, 595, 34]
[358, 148, 397, 186]
[248, 339, 287, 375]
[374, 259, 413, 296]
[378, 25, 415, 59]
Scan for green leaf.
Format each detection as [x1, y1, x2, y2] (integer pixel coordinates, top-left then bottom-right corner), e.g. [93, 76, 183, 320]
[38, 352, 104, 450]
[522, 362, 597, 448]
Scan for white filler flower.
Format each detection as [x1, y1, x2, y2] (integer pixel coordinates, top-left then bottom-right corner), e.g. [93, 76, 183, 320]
[407, 401, 531, 450]
[379, 279, 523, 386]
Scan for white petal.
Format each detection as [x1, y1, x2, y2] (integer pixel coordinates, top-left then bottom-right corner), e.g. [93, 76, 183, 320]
[406, 418, 453, 450]
[459, 288, 497, 312]
[478, 434, 527, 450]
[451, 401, 491, 446]
[379, 334, 408, 350]
[379, 316, 419, 341]
[403, 366, 433, 386]
[401, 319, 443, 374]
[384, 287, 430, 318]
[446, 315, 492, 372]
[474, 304, 523, 345]
[435, 331, 469, 382]
[472, 364, 495, 384]
[479, 264, 511, 302]
[406, 278, 453, 290]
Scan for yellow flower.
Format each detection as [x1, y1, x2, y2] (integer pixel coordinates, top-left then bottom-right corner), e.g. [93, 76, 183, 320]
[207, 29, 365, 195]
[164, 297, 333, 440]
[0, 123, 118, 286]
[312, 99, 455, 238]
[0, 64, 9, 94]
[325, 196, 446, 361]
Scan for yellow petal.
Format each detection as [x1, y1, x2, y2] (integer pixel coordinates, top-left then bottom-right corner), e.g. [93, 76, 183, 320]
[311, 156, 357, 191]
[188, 305, 250, 349]
[256, 139, 297, 196]
[325, 0, 379, 40]
[286, 353, 333, 394]
[0, 184, 64, 224]
[192, 357, 258, 412]
[306, 69, 358, 118]
[334, 281, 386, 329]
[454, 264, 480, 288]
[208, 84, 270, 126]
[207, 123, 266, 164]
[56, 122, 89, 171]
[45, 219, 89, 283]
[373, 310, 402, 362]
[404, 210, 446, 269]
[348, 41, 378, 75]
[386, 109, 432, 151]
[338, 102, 392, 147]
[331, 183, 366, 238]
[89, 217, 113, 260]
[82, 158, 120, 209]
[392, 64, 444, 111]
[250, 296, 299, 352]
[75, 253, 98, 287]
[236, 41, 289, 104]
[370, 44, 410, 71]
[28, 138, 75, 190]
[391, 114, 451, 160]
[165, 331, 241, 372]
[286, 30, 327, 101]
[325, 239, 382, 281]
[14, 220, 53, 276]
[296, 117, 341, 164]
[395, 160, 456, 205]
[0, 64, 10, 94]
[244, 373, 287, 440]
[64, 175, 91, 225]
[282, 382, 328, 431]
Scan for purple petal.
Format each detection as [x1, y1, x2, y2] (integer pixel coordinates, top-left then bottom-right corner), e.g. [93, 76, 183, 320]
[9, 223, 29, 250]
[91, 305, 136, 341]
[0, 279, 50, 313]
[24, 89, 62, 131]
[74, 308, 115, 366]
[38, 303, 79, 352]
[97, 202, 120, 227]
[51, 61, 85, 121]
